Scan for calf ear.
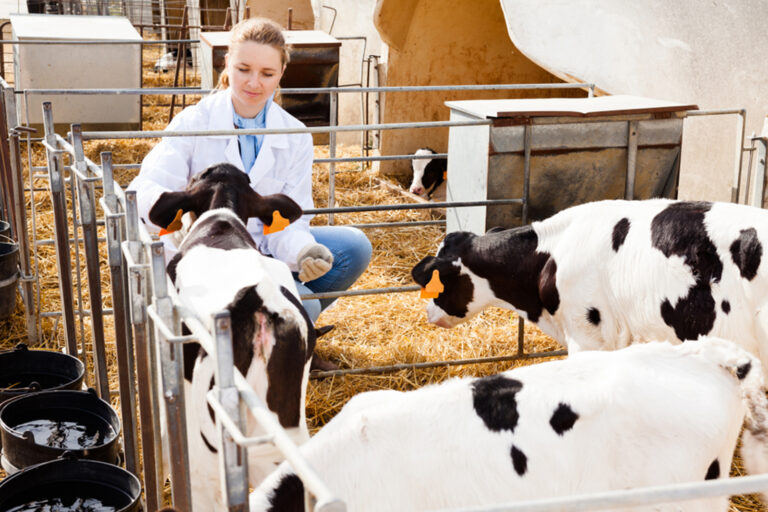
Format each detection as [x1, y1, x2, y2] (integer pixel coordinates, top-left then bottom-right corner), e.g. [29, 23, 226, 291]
[149, 190, 199, 229]
[412, 255, 460, 287]
[249, 193, 304, 226]
[315, 324, 335, 337]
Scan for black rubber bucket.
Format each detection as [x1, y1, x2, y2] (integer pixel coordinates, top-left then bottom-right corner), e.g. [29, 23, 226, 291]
[0, 221, 10, 239]
[0, 344, 85, 406]
[0, 389, 121, 473]
[0, 238, 19, 320]
[0, 458, 142, 512]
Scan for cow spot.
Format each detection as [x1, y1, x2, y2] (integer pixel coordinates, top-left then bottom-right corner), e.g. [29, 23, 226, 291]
[550, 403, 579, 436]
[705, 459, 720, 480]
[652, 202, 721, 340]
[539, 258, 560, 316]
[721, 300, 731, 314]
[472, 375, 523, 432]
[737, 361, 752, 380]
[267, 473, 304, 512]
[612, 217, 630, 251]
[730, 227, 762, 281]
[510, 444, 528, 476]
[587, 307, 601, 326]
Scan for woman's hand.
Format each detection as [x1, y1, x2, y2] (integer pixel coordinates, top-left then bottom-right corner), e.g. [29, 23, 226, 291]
[297, 243, 333, 282]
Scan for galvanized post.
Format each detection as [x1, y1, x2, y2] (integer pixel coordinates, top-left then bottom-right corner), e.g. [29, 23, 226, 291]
[518, 123, 533, 354]
[213, 311, 249, 512]
[733, 110, 747, 203]
[625, 121, 639, 200]
[101, 152, 139, 477]
[70, 124, 110, 400]
[150, 240, 192, 512]
[751, 137, 767, 209]
[328, 90, 338, 225]
[8, 129, 37, 343]
[41, 102, 78, 357]
[123, 191, 161, 512]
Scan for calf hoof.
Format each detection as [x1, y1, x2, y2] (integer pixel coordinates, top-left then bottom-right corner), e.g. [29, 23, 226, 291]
[310, 352, 339, 372]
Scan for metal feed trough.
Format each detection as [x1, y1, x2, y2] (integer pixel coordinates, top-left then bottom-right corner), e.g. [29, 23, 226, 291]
[0, 72, 763, 510]
[444, 95, 698, 233]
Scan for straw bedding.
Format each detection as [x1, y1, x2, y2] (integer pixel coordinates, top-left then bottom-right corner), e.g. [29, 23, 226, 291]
[0, 45, 763, 512]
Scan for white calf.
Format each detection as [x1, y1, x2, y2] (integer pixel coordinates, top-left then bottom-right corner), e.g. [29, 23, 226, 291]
[413, 199, 768, 373]
[251, 337, 768, 512]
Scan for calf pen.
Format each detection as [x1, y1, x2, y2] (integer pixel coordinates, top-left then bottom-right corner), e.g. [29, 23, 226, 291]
[1, 75, 767, 511]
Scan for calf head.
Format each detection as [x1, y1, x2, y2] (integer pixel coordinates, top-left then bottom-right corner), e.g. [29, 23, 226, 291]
[412, 231, 496, 328]
[149, 162, 303, 232]
[410, 148, 445, 197]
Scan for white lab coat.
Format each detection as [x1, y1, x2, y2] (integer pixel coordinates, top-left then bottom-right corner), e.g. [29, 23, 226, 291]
[128, 88, 316, 270]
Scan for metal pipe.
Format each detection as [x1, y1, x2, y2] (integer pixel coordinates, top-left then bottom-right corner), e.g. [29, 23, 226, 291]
[445, 473, 768, 512]
[23, 82, 594, 95]
[100, 151, 139, 476]
[80, 119, 492, 140]
[300, 285, 420, 301]
[625, 120, 638, 200]
[328, 91, 337, 225]
[70, 124, 110, 400]
[212, 311, 249, 512]
[303, 198, 522, 215]
[150, 241, 192, 512]
[311, 349, 568, 379]
[41, 102, 78, 357]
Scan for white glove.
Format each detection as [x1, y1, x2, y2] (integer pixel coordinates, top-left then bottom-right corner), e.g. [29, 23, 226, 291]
[297, 243, 333, 282]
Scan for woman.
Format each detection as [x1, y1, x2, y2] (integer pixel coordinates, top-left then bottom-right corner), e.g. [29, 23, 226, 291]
[130, 18, 371, 368]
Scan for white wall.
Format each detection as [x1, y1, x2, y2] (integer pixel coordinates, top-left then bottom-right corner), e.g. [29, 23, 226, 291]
[499, 0, 768, 204]
[313, 0, 387, 146]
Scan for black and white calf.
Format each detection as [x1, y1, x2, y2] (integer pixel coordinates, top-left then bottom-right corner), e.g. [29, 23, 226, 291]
[412, 199, 768, 370]
[148, 164, 316, 511]
[409, 147, 446, 201]
[251, 337, 768, 512]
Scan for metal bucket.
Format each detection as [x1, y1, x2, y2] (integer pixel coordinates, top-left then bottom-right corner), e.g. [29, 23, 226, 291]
[0, 389, 121, 474]
[0, 458, 142, 512]
[0, 237, 19, 320]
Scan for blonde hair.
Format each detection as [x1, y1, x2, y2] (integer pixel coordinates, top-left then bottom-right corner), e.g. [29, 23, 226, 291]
[216, 17, 290, 90]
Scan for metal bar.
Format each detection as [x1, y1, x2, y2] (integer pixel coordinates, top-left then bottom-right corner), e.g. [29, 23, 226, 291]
[300, 285, 420, 301]
[123, 191, 160, 512]
[8, 130, 37, 343]
[625, 120, 638, 200]
[80, 119, 492, 140]
[150, 241, 192, 512]
[206, 392, 274, 447]
[24, 82, 594, 94]
[1, 39, 199, 45]
[518, 125, 533, 354]
[733, 109, 746, 203]
[303, 199, 523, 215]
[71, 124, 110, 400]
[751, 137, 767, 208]
[350, 220, 445, 229]
[212, 311, 249, 512]
[41, 102, 78, 357]
[445, 473, 768, 512]
[328, 91, 337, 225]
[311, 349, 568, 379]
[100, 152, 139, 477]
[315, 152, 446, 164]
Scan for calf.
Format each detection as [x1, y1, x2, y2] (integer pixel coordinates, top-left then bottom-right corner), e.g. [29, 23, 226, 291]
[251, 337, 768, 512]
[409, 147, 446, 201]
[148, 164, 315, 511]
[412, 199, 768, 373]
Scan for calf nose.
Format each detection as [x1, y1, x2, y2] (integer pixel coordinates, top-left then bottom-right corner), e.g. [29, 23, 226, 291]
[411, 186, 424, 195]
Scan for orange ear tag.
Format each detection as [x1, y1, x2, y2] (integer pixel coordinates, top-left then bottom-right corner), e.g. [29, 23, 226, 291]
[420, 269, 444, 299]
[158, 209, 184, 236]
[443, 170, 447, 180]
[263, 210, 290, 235]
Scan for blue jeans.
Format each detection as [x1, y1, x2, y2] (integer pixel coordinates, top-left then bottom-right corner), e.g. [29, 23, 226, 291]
[294, 226, 372, 322]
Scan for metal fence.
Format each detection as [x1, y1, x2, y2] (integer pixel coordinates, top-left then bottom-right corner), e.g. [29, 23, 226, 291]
[2, 77, 766, 511]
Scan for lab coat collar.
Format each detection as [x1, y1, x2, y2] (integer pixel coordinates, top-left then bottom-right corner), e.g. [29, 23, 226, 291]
[209, 89, 290, 181]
